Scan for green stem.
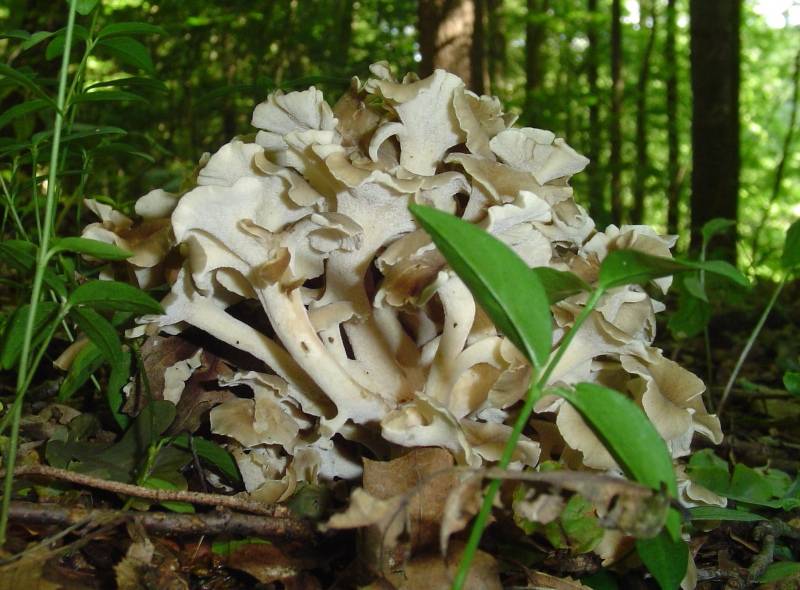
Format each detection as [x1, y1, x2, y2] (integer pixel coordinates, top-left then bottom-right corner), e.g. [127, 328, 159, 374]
[452, 288, 605, 590]
[0, 0, 78, 546]
[0, 174, 28, 240]
[717, 277, 786, 416]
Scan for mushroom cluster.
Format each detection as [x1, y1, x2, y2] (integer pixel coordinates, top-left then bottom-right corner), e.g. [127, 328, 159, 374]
[84, 62, 721, 503]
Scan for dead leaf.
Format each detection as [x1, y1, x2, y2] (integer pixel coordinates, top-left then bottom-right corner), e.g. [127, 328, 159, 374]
[324, 487, 406, 552]
[227, 543, 315, 586]
[440, 472, 483, 556]
[363, 447, 456, 550]
[383, 542, 501, 590]
[0, 550, 62, 590]
[525, 570, 593, 590]
[114, 523, 187, 590]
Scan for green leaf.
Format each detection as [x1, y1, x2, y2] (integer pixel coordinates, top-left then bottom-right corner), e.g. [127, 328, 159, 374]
[688, 506, 766, 522]
[760, 562, 800, 583]
[543, 494, 603, 553]
[97, 37, 154, 73]
[636, 531, 689, 590]
[171, 434, 242, 485]
[781, 219, 800, 272]
[142, 477, 195, 513]
[49, 237, 132, 260]
[530, 267, 590, 304]
[212, 538, 271, 556]
[0, 302, 60, 370]
[1, 30, 32, 41]
[33, 124, 127, 146]
[784, 371, 800, 396]
[70, 90, 146, 105]
[96, 22, 165, 39]
[86, 76, 168, 93]
[70, 307, 123, 366]
[682, 275, 707, 302]
[74, 0, 100, 15]
[44, 26, 89, 60]
[668, 288, 711, 340]
[580, 571, 620, 590]
[0, 98, 52, 130]
[701, 218, 736, 243]
[410, 205, 552, 369]
[598, 250, 748, 290]
[0, 63, 54, 104]
[58, 341, 104, 401]
[558, 384, 677, 496]
[68, 280, 163, 314]
[0, 241, 68, 297]
[20, 31, 56, 51]
[107, 348, 132, 429]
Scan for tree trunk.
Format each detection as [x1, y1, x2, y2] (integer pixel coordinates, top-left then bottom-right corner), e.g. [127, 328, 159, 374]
[689, 0, 741, 259]
[585, 0, 607, 224]
[666, 0, 681, 235]
[631, 0, 657, 225]
[419, 0, 487, 92]
[525, 0, 550, 114]
[609, 0, 624, 224]
[333, 0, 355, 73]
[486, 0, 506, 91]
[471, 0, 489, 94]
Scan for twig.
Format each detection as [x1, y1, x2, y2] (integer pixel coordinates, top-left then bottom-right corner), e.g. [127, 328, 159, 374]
[5, 464, 288, 517]
[747, 522, 776, 585]
[6, 501, 315, 542]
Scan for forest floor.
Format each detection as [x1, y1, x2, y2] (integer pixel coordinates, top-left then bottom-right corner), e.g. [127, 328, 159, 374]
[1, 278, 798, 590]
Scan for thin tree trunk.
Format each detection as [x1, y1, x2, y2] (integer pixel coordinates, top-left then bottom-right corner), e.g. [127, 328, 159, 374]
[333, 0, 355, 73]
[666, 0, 681, 235]
[689, 0, 741, 259]
[419, 0, 485, 91]
[471, 0, 489, 94]
[525, 0, 550, 114]
[487, 0, 506, 91]
[631, 0, 658, 225]
[585, 0, 606, 224]
[609, 0, 624, 224]
[750, 48, 800, 266]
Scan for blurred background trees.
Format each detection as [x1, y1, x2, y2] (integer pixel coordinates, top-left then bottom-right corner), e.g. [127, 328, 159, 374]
[1, 0, 798, 272]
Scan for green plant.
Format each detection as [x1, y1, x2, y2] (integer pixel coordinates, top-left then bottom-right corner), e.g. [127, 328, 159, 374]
[410, 204, 748, 590]
[0, 0, 166, 542]
[717, 218, 800, 415]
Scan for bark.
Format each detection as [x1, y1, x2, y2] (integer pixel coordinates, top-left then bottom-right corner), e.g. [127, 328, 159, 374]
[7, 501, 315, 541]
[666, 0, 681, 235]
[609, 0, 624, 224]
[419, 0, 487, 92]
[631, 0, 658, 225]
[689, 0, 741, 259]
[333, 0, 355, 73]
[471, 0, 489, 94]
[585, 0, 607, 223]
[525, 0, 550, 114]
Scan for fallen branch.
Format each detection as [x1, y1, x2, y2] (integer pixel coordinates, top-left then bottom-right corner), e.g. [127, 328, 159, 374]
[5, 464, 289, 517]
[7, 501, 315, 542]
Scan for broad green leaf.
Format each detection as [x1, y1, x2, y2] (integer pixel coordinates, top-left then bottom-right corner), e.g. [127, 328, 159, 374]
[58, 341, 104, 401]
[559, 383, 677, 496]
[530, 267, 590, 304]
[142, 477, 195, 513]
[784, 371, 800, 396]
[688, 506, 766, 522]
[74, 0, 100, 15]
[0, 240, 67, 297]
[96, 22, 165, 39]
[636, 531, 689, 590]
[580, 571, 620, 590]
[171, 434, 242, 485]
[69, 307, 123, 363]
[598, 250, 748, 290]
[49, 237, 132, 260]
[212, 538, 271, 556]
[410, 205, 552, 369]
[1, 30, 32, 41]
[667, 287, 710, 340]
[682, 275, 707, 302]
[0, 302, 60, 370]
[68, 280, 163, 314]
[44, 25, 89, 60]
[543, 494, 603, 553]
[0, 63, 54, 104]
[20, 31, 56, 51]
[70, 90, 146, 105]
[781, 219, 800, 271]
[33, 124, 127, 146]
[0, 98, 52, 130]
[86, 76, 168, 93]
[97, 37, 154, 73]
[701, 218, 735, 243]
[107, 348, 132, 429]
[760, 562, 800, 583]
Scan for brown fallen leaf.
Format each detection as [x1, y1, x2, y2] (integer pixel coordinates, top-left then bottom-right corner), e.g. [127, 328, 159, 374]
[226, 542, 318, 587]
[524, 570, 593, 590]
[382, 542, 502, 590]
[440, 472, 483, 556]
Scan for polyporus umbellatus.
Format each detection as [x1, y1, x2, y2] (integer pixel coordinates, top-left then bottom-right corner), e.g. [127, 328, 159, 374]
[85, 62, 722, 505]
